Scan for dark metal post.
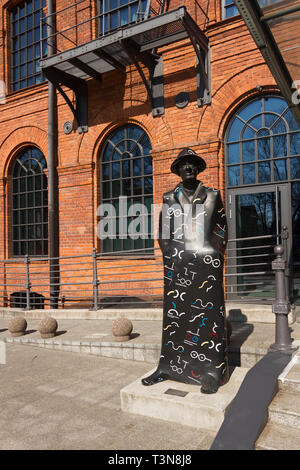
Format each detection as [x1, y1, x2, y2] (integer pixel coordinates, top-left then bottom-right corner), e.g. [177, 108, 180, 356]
[25, 255, 31, 310]
[269, 244, 298, 354]
[48, 0, 59, 309]
[91, 248, 99, 310]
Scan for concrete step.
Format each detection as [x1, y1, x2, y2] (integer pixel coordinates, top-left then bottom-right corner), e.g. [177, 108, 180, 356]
[0, 303, 297, 323]
[267, 390, 300, 428]
[278, 356, 300, 393]
[256, 422, 300, 450]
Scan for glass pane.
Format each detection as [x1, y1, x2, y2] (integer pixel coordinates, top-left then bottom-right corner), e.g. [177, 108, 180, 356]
[228, 143, 240, 164]
[291, 157, 300, 179]
[242, 141, 254, 162]
[258, 137, 270, 160]
[111, 162, 120, 179]
[122, 160, 130, 178]
[258, 162, 271, 182]
[28, 241, 35, 255]
[272, 119, 287, 135]
[228, 166, 240, 186]
[27, 46, 33, 60]
[28, 225, 34, 238]
[110, 12, 118, 30]
[13, 226, 19, 240]
[120, 7, 129, 25]
[273, 134, 287, 158]
[264, 112, 279, 128]
[144, 176, 153, 194]
[133, 158, 142, 176]
[243, 164, 255, 185]
[28, 192, 34, 207]
[13, 242, 20, 256]
[102, 182, 110, 199]
[28, 210, 34, 224]
[264, 96, 287, 115]
[143, 156, 152, 175]
[242, 124, 256, 140]
[102, 163, 110, 180]
[227, 117, 244, 142]
[234, 189, 279, 298]
[238, 99, 262, 122]
[249, 115, 262, 131]
[35, 208, 42, 223]
[112, 180, 120, 197]
[290, 133, 300, 155]
[273, 159, 287, 181]
[133, 178, 142, 195]
[36, 225, 42, 238]
[283, 109, 299, 131]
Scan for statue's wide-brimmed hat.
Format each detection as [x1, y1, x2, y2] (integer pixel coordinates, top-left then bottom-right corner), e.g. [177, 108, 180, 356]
[171, 148, 206, 175]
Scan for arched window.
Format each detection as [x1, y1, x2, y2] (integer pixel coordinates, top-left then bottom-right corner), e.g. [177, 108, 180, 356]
[99, 124, 153, 254]
[12, 146, 48, 256]
[225, 95, 300, 303]
[226, 95, 300, 187]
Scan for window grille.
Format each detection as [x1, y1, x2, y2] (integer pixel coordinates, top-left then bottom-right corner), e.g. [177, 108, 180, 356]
[99, 124, 154, 254]
[222, 0, 239, 19]
[225, 96, 300, 188]
[12, 146, 48, 256]
[97, 0, 149, 36]
[10, 0, 47, 92]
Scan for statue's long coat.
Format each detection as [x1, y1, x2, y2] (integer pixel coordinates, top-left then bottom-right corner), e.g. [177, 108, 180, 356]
[157, 181, 229, 386]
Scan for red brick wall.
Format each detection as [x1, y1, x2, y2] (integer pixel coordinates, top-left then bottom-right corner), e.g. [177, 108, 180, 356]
[0, 0, 279, 306]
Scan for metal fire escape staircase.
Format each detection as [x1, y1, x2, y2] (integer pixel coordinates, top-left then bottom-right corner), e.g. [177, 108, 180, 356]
[40, 2, 210, 133]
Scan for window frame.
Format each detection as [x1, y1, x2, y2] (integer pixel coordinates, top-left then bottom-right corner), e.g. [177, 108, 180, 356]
[99, 124, 154, 256]
[11, 146, 48, 258]
[97, 0, 149, 36]
[225, 94, 300, 189]
[9, 0, 47, 93]
[222, 0, 239, 20]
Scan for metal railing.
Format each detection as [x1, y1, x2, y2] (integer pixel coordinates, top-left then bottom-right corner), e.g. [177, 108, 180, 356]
[40, 0, 167, 59]
[40, 0, 210, 60]
[0, 231, 293, 311]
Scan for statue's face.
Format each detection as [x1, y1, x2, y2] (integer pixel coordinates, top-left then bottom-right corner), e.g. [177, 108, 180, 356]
[178, 158, 200, 182]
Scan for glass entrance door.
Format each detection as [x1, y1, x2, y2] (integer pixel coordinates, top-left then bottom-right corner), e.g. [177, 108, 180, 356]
[226, 184, 291, 302]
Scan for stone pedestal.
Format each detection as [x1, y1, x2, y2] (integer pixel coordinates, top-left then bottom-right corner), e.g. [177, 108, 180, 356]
[121, 367, 248, 431]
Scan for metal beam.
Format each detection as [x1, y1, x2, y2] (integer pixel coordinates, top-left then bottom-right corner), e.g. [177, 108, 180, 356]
[44, 67, 88, 133]
[121, 38, 164, 117]
[68, 57, 102, 83]
[93, 49, 126, 75]
[47, 0, 59, 309]
[234, 0, 300, 125]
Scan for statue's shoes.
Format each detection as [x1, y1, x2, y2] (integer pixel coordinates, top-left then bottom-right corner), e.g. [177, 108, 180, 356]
[200, 375, 219, 394]
[141, 371, 169, 386]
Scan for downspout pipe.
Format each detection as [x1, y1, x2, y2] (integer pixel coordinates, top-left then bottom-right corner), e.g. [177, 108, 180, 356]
[47, 0, 59, 309]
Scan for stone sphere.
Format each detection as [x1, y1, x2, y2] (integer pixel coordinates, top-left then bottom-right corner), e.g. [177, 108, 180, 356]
[8, 317, 27, 337]
[112, 318, 133, 342]
[274, 244, 284, 256]
[38, 316, 58, 339]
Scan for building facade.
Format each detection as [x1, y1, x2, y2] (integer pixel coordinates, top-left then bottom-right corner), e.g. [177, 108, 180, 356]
[0, 0, 299, 309]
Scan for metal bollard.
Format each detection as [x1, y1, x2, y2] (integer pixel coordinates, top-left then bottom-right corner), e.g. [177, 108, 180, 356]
[269, 244, 298, 354]
[91, 248, 100, 311]
[25, 254, 31, 311]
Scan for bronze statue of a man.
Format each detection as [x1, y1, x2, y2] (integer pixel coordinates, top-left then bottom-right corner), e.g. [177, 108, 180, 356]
[142, 148, 230, 394]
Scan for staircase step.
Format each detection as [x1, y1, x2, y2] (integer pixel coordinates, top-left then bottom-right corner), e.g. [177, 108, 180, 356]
[268, 391, 300, 428]
[256, 422, 300, 450]
[279, 358, 300, 393]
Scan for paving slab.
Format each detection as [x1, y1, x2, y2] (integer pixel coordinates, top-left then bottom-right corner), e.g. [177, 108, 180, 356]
[0, 343, 217, 450]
